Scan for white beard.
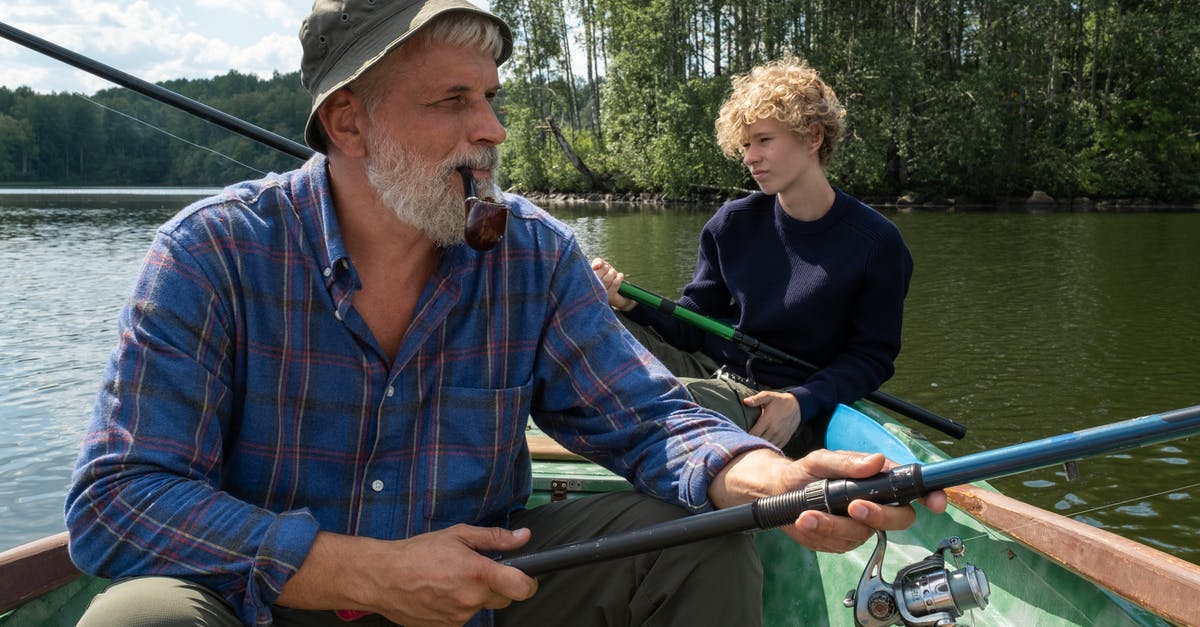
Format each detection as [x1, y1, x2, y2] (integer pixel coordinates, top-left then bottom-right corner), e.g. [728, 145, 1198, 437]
[363, 130, 501, 248]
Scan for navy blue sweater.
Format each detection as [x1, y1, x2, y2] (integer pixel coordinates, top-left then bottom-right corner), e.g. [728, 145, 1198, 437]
[627, 189, 913, 420]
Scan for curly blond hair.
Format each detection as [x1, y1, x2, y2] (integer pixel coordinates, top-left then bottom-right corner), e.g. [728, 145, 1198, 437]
[715, 56, 846, 167]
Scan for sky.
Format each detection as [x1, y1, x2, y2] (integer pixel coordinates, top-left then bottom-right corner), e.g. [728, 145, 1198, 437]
[0, 1, 489, 95]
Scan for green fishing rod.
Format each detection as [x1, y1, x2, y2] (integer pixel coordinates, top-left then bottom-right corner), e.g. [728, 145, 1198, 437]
[617, 281, 969, 439]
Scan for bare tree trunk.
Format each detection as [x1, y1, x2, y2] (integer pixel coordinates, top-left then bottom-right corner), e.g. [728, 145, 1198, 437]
[1091, 4, 1102, 105]
[582, 0, 602, 136]
[1047, 6, 1058, 103]
[713, 0, 723, 76]
[558, 4, 580, 129]
[545, 115, 597, 190]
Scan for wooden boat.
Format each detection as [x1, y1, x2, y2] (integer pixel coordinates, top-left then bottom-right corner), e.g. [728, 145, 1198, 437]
[3, 402, 1198, 625]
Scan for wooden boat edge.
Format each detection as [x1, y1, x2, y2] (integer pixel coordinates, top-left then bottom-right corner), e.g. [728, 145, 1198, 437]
[947, 483, 1200, 626]
[0, 531, 78, 614]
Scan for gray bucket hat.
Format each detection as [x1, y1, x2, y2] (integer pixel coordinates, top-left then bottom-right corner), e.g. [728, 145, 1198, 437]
[299, 0, 513, 151]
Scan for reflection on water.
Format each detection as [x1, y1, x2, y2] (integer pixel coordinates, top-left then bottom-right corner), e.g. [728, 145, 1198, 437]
[2, 195, 1198, 567]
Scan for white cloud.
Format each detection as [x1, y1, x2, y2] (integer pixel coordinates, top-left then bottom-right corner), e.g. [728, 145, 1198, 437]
[0, 0, 304, 94]
[196, 0, 298, 24]
[1, 1, 501, 94]
[0, 1, 56, 21]
[0, 64, 53, 91]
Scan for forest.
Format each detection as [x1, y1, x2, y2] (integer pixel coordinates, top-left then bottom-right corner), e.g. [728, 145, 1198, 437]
[1, 0, 1197, 204]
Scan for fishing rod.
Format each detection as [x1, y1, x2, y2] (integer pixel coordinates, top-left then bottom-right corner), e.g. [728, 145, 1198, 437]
[504, 403, 1199, 625]
[0, 20, 313, 162]
[504, 404, 1199, 572]
[617, 281, 969, 439]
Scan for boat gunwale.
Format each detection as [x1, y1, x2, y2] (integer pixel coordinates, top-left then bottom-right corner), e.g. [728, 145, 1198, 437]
[0, 531, 79, 615]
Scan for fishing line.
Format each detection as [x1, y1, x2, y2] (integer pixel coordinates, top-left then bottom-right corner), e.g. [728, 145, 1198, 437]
[954, 480, 1200, 546]
[80, 94, 268, 176]
[1053, 480, 1200, 521]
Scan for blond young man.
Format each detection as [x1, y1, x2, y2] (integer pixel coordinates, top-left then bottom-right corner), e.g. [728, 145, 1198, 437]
[595, 57, 913, 456]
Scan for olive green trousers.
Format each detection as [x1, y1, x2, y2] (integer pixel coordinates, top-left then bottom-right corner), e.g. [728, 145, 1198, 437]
[76, 492, 762, 626]
[616, 312, 821, 456]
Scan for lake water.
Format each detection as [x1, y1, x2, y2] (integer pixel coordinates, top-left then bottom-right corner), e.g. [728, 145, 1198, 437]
[1, 191, 1197, 569]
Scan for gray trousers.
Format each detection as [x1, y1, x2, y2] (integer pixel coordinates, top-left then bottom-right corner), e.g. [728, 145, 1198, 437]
[76, 492, 762, 626]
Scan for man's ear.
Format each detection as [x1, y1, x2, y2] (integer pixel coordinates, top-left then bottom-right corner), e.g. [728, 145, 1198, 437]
[318, 89, 368, 158]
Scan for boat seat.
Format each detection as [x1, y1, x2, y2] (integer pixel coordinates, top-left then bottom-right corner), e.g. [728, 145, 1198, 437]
[527, 431, 585, 461]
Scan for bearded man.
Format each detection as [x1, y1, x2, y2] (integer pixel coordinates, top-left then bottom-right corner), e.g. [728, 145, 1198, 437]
[65, 2, 943, 626]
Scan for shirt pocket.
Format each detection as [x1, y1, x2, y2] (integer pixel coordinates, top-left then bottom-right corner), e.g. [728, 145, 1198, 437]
[424, 379, 534, 530]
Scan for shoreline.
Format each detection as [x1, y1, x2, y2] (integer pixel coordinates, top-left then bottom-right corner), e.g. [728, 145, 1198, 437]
[1, 186, 1196, 213]
[521, 189, 1200, 212]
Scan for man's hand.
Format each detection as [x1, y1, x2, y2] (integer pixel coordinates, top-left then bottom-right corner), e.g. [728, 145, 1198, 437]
[590, 258, 636, 311]
[742, 390, 802, 448]
[278, 525, 537, 626]
[709, 448, 947, 554]
[775, 450, 947, 553]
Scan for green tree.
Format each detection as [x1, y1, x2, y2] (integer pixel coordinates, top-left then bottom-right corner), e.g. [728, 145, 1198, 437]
[0, 4, 1196, 201]
[0, 111, 36, 181]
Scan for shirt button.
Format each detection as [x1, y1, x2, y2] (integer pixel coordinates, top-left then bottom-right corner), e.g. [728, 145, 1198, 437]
[334, 310, 343, 321]
[386, 386, 395, 397]
[323, 267, 332, 277]
[371, 480, 384, 492]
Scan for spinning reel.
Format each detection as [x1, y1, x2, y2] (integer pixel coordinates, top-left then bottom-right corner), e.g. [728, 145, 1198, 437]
[844, 531, 990, 627]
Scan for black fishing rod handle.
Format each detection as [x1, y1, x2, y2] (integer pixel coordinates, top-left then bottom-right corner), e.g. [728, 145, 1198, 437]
[752, 463, 927, 527]
[500, 505, 759, 577]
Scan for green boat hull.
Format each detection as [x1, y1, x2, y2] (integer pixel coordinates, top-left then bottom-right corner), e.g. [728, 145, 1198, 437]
[527, 403, 1168, 626]
[1, 403, 1169, 626]
[0, 576, 107, 626]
